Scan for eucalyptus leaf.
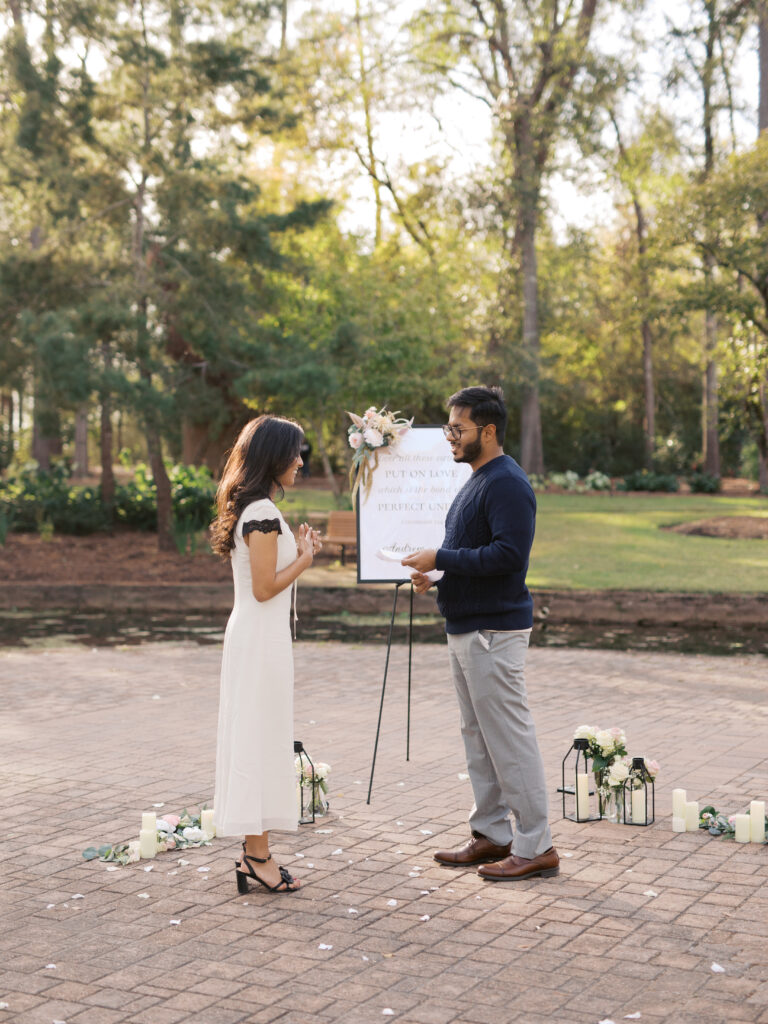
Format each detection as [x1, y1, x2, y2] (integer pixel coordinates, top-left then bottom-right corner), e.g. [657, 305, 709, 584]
[82, 847, 99, 860]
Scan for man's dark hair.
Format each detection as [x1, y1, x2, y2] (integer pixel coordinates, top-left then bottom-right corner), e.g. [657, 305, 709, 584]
[447, 385, 507, 445]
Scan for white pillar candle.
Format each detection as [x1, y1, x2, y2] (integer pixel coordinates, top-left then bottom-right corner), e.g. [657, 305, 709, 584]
[750, 801, 766, 843]
[576, 773, 590, 821]
[684, 801, 699, 832]
[734, 813, 750, 843]
[141, 812, 156, 832]
[139, 828, 157, 859]
[200, 809, 216, 837]
[631, 788, 647, 825]
[672, 788, 687, 818]
[672, 816, 687, 833]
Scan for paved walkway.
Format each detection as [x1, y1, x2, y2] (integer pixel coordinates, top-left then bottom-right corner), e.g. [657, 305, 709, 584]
[1, 642, 767, 1024]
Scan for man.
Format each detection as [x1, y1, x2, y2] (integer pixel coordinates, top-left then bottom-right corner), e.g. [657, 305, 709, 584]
[402, 386, 558, 882]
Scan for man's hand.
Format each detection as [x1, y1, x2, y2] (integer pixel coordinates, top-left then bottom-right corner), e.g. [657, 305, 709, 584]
[409, 570, 433, 595]
[401, 549, 437, 573]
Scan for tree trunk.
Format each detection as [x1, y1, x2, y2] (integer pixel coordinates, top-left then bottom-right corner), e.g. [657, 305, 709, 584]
[100, 342, 115, 515]
[702, 306, 720, 476]
[642, 320, 655, 468]
[311, 418, 340, 497]
[759, 375, 768, 493]
[760, 2, 768, 135]
[32, 396, 61, 470]
[517, 207, 544, 475]
[73, 404, 89, 477]
[146, 422, 174, 549]
[0, 391, 13, 468]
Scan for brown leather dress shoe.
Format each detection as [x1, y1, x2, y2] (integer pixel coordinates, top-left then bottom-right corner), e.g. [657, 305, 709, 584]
[477, 846, 560, 881]
[433, 833, 512, 866]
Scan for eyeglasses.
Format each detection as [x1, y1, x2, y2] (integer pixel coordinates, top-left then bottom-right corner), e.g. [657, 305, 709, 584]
[441, 424, 483, 441]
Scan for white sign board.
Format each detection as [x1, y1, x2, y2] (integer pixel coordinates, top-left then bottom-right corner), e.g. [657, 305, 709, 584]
[357, 426, 472, 584]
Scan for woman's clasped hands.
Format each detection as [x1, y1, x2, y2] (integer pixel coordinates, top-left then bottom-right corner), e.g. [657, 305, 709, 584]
[297, 522, 322, 564]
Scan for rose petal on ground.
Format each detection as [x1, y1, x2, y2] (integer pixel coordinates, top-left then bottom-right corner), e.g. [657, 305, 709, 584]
[0, 1003, 8, 1009]
[143, 866, 153, 872]
[408, 872, 420, 877]
[624, 1014, 642, 1020]
[597, 1019, 616, 1024]
[387, 899, 397, 907]
[420, 915, 430, 921]
[397, 782, 404, 786]
[318, 944, 333, 950]
[711, 963, 726, 973]
[137, 893, 150, 899]
[458, 773, 469, 780]
[71, 894, 84, 899]
[46, 904, 55, 908]
[178, 859, 190, 866]
[382, 1011, 395, 1016]
[362, 955, 369, 961]
[396, 821, 404, 825]
[563, 852, 573, 858]
[643, 890, 658, 897]
[197, 867, 210, 872]
[45, 964, 56, 969]
[331, 848, 343, 855]
[420, 890, 430, 895]
[419, 830, 433, 835]
[169, 920, 181, 926]
[295, 853, 304, 858]
[315, 829, 332, 834]
[153, 803, 164, 808]
[151, 695, 160, 700]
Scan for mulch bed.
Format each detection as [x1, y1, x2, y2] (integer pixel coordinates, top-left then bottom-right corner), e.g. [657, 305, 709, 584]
[664, 516, 768, 540]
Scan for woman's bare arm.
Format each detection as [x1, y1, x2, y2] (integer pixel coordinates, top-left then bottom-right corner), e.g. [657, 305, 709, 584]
[246, 523, 318, 602]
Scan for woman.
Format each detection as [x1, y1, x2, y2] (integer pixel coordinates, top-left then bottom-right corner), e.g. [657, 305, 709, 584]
[210, 415, 321, 894]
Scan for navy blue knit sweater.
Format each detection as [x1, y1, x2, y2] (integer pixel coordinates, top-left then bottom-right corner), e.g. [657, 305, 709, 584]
[434, 454, 535, 634]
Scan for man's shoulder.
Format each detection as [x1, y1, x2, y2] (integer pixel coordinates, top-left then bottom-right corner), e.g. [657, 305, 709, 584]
[485, 456, 534, 495]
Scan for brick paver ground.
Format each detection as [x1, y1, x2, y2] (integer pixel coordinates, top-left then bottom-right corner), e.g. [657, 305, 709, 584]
[1, 641, 767, 1024]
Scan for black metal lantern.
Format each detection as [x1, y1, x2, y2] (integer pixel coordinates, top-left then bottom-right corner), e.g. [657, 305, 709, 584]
[622, 756, 655, 826]
[294, 739, 317, 825]
[562, 737, 597, 821]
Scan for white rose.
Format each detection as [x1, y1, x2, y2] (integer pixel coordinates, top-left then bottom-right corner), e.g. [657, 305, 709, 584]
[156, 819, 172, 833]
[126, 840, 141, 864]
[595, 729, 616, 755]
[607, 761, 630, 786]
[182, 826, 205, 842]
[363, 427, 384, 448]
[573, 725, 597, 742]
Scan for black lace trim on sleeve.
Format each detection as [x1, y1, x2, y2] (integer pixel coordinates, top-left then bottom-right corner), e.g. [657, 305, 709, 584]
[243, 518, 282, 537]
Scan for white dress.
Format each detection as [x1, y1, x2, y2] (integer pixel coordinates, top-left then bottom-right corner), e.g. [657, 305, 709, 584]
[213, 498, 298, 836]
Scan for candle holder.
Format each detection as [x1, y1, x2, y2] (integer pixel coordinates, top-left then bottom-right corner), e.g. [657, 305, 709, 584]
[561, 738, 598, 821]
[294, 740, 328, 824]
[622, 757, 655, 826]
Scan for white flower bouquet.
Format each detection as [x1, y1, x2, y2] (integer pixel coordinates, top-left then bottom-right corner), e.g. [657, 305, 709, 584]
[347, 406, 412, 503]
[295, 757, 331, 818]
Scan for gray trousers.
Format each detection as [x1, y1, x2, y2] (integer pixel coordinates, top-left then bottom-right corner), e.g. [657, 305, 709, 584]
[447, 629, 552, 859]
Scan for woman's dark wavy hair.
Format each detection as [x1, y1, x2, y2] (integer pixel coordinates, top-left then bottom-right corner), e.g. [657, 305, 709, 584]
[210, 415, 304, 557]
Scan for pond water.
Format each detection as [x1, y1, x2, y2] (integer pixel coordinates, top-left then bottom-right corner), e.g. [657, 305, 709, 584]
[1, 610, 766, 656]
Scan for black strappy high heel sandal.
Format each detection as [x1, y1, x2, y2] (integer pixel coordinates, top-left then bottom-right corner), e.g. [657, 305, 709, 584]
[235, 842, 300, 895]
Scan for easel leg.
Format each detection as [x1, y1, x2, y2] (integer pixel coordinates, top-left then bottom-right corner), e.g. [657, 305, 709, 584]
[406, 582, 413, 762]
[366, 583, 402, 804]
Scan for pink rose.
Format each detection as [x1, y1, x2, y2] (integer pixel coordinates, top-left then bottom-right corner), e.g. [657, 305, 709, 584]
[163, 814, 181, 828]
[645, 759, 660, 777]
[349, 432, 364, 449]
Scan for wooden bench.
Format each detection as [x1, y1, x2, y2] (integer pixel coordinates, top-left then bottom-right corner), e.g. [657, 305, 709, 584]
[323, 510, 357, 565]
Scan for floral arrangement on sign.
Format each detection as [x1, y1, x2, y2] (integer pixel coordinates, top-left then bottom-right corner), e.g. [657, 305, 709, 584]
[347, 406, 412, 504]
[295, 756, 331, 817]
[82, 808, 213, 866]
[573, 725, 660, 821]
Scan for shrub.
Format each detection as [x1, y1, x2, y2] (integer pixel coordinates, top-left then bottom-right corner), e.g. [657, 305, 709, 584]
[583, 471, 612, 491]
[688, 471, 721, 494]
[620, 470, 679, 493]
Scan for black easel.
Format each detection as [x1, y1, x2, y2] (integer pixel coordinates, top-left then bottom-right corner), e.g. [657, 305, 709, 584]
[366, 580, 414, 804]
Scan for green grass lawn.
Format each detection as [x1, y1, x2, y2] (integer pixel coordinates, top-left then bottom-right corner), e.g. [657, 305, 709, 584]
[529, 494, 768, 592]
